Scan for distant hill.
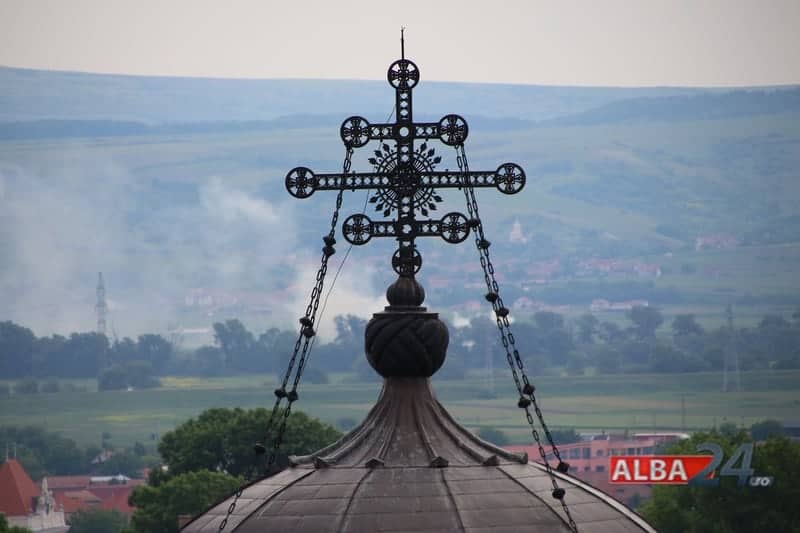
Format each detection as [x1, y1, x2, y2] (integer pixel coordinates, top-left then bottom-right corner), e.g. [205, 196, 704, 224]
[0, 65, 705, 123]
[4, 87, 800, 141]
[1, 66, 799, 338]
[541, 88, 800, 126]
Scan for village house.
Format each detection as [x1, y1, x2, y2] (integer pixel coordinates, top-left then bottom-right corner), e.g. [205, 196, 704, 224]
[591, 298, 649, 312]
[695, 233, 739, 251]
[0, 459, 68, 532]
[46, 474, 144, 521]
[504, 432, 688, 509]
[0, 458, 143, 528]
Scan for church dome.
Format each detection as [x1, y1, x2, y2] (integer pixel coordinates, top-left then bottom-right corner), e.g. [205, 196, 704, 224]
[182, 377, 654, 532]
[182, 280, 655, 533]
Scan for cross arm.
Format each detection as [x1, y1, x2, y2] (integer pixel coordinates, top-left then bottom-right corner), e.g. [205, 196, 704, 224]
[341, 212, 471, 246]
[285, 163, 525, 198]
[339, 114, 470, 147]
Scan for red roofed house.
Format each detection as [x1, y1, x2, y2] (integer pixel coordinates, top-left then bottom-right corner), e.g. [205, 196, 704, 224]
[46, 474, 143, 520]
[0, 459, 68, 532]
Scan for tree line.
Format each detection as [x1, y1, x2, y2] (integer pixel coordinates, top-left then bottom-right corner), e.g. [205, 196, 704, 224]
[1, 307, 798, 390]
[0, 425, 157, 481]
[0, 323, 171, 391]
[455, 306, 800, 376]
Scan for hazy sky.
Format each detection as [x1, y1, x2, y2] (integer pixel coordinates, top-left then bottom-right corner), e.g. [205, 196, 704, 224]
[1, 0, 798, 87]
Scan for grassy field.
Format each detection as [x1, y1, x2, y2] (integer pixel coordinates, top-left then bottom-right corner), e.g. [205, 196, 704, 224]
[1, 370, 798, 449]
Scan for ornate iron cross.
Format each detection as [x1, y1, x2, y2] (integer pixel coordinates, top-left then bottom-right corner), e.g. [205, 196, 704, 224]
[284, 47, 526, 278]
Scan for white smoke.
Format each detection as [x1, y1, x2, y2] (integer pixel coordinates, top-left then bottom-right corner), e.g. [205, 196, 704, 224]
[286, 255, 385, 342]
[0, 143, 387, 342]
[200, 177, 281, 225]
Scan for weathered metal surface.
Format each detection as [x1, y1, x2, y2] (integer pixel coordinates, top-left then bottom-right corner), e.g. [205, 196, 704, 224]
[185, 379, 656, 532]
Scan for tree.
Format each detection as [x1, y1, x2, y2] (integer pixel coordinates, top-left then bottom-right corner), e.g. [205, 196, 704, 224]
[534, 311, 565, 332]
[192, 345, 225, 376]
[477, 426, 509, 446]
[257, 328, 297, 373]
[627, 306, 663, 339]
[95, 450, 144, 478]
[599, 321, 626, 344]
[31, 334, 66, 378]
[0, 321, 35, 378]
[127, 470, 240, 533]
[333, 314, 367, 348]
[0, 426, 86, 478]
[575, 314, 599, 344]
[565, 351, 586, 375]
[639, 432, 800, 532]
[649, 342, 706, 373]
[755, 314, 800, 369]
[40, 381, 60, 393]
[540, 329, 575, 366]
[136, 334, 173, 374]
[98, 361, 159, 391]
[68, 509, 127, 533]
[14, 379, 38, 394]
[548, 428, 581, 445]
[336, 417, 358, 432]
[0, 514, 32, 533]
[301, 366, 329, 384]
[592, 344, 621, 374]
[98, 365, 128, 391]
[110, 337, 138, 366]
[750, 419, 784, 441]
[433, 352, 466, 380]
[352, 356, 381, 383]
[57, 332, 110, 378]
[157, 407, 341, 477]
[132, 441, 148, 457]
[124, 361, 160, 389]
[213, 319, 256, 371]
[671, 314, 704, 337]
[619, 340, 652, 367]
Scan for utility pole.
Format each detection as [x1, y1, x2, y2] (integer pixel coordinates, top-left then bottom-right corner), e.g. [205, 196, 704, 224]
[723, 303, 741, 392]
[681, 395, 686, 431]
[96, 272, 108, 336]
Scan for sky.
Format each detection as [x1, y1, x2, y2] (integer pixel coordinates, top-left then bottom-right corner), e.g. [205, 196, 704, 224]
[0, 0, 798, 87]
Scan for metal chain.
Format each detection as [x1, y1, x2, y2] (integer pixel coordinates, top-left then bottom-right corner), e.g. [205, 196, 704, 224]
[454, 144, 578, 533]
[217, 146, 354, 532]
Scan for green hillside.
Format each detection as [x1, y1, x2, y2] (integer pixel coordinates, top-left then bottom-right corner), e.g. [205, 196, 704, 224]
[0, 70, 798, 338]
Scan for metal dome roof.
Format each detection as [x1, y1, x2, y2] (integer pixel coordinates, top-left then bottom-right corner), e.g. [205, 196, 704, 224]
[182, 378, 656, 533]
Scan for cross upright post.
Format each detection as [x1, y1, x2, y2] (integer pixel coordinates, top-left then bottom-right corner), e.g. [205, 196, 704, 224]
[284, 49, 527, 279]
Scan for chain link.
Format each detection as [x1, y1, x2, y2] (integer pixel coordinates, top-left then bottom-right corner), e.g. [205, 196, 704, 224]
[217, 146, 354, 532]
[455, 144, 578, 533]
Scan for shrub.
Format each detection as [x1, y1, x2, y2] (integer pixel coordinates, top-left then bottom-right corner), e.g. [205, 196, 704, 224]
[336, 417, 358, 432]
[40, 381, 60, 393]
[477, 426, 510, 446]
[14, 379, 38, 394]
[303, 367, 329, 384]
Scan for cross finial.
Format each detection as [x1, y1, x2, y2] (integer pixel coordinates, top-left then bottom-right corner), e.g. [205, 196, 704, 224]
[401, 27, 405, 59]
[284, 55, 526, 278]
